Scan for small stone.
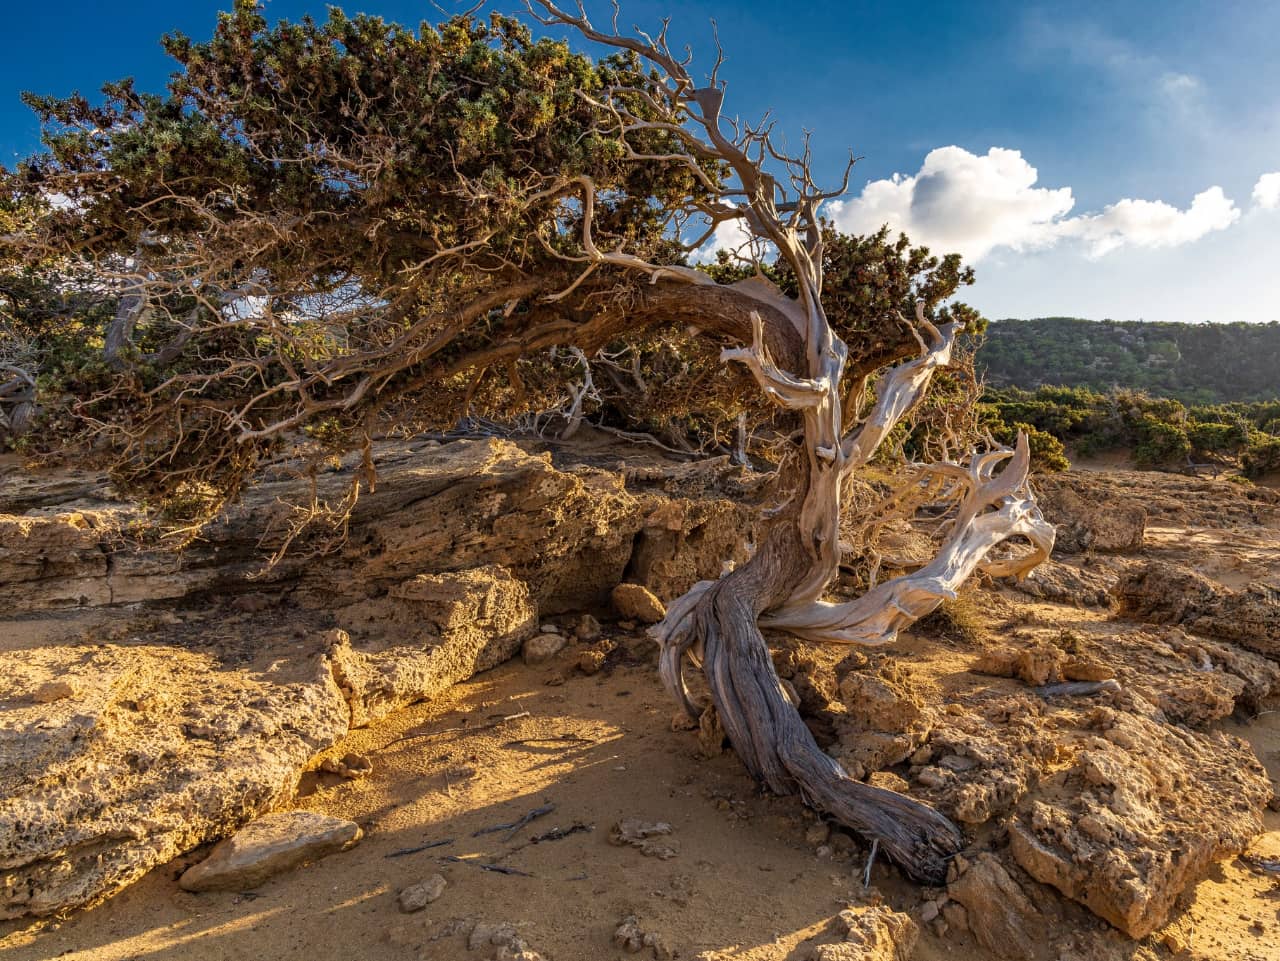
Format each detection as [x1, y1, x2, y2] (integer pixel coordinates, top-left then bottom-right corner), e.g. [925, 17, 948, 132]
[539, 623, 561, 634]
[178, 811, 361, 891]
[610, 818, 678, 859]
[319, 752, 373, 780]
[815, 845, 833, 860]
[920, 900, 940, 923]
[916, 767, 947, 789]
[32, 681, 76, 704]
[397, 874, 446, 912]
[613, 915, 645, 953]
[805, 823, 831, 846]
[578, 649, 607, 675]
[611, 584, 666, 624]
[575, 614, 602, 641]
[618, 619, 637, 631]
[522, 632, 567, 665]
[469, 921, 519, 951]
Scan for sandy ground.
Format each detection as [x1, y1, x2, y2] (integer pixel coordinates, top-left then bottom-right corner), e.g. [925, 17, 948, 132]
[2, 609, 1278, 961]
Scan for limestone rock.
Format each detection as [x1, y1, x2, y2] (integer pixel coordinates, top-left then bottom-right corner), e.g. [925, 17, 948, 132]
[945, 853, 1043, 961]
[578, 648, 607, 675]
[812, 904, 917, 961]
[397, 874, 446, 912]
[1013, 558, 1116, 607]
[522, 632, 568, 666]
[1036, 476, 1145, 553]
[0, 438, 759, 921]
[1117, 560, 1280, 660]
[609, 818, 678, 859]
[0, 641, 350, 919]
[178, 811, 361, 892]
[611, 583, 667, 624]
[613, 915, 646, 953]
[1007, 706, 1271, 938]
[574, 614, 601, 641]
[319, 752, 373, 780]
[329, 564, 537, 727]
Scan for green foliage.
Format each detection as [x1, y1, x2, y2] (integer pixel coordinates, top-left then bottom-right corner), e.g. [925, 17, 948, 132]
[980, 384, 1280, 473]
[978, 317, 1280, 405]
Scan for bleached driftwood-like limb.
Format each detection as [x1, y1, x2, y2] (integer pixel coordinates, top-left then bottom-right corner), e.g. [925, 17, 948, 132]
[526, 0, 1051, 884]
[841, 305, 959, 472]
[761, 435, 1055, 644]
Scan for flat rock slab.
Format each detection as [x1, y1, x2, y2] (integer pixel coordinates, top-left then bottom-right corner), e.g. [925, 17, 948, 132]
[1008, 703, 1271, 938]
[179, 811, 361, 892]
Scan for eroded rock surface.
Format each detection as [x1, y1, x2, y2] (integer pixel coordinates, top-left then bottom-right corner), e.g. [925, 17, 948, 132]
[810, 904, 918, 961]
[0, 439, 755, 919]
[1117, 560, 1280, 659]
[1008, 699, 1271, 938]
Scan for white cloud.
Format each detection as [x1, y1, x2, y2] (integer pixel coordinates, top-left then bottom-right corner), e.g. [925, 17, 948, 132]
[826, 147, 1073, 261]
[1058, 186, 1239, 256]
[824, 146, 1240, 261]
[689, 212, 773, 265]
[1253, 171, 1280, 210]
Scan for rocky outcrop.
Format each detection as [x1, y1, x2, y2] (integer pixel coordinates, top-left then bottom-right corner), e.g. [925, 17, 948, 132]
[0, 438, 755, 617]
[0, 439, 757, 920]
[0, 635, 349, 919]
[1007, 699, 1271, 938]
[1036, 476, 1146, 553]
[1116, 560, 1280, 660]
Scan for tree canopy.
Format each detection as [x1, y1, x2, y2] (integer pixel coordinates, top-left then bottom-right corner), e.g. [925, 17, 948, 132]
[2, 1, 977, 506]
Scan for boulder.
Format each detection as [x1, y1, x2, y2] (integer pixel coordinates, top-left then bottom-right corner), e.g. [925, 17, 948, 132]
[1008, 705, 1271, 938]
[178, 811, 361, 892]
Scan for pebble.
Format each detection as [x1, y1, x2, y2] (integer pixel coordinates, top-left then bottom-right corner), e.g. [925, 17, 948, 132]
[397, 874, 446, 913]
[522, 633, 567, 665]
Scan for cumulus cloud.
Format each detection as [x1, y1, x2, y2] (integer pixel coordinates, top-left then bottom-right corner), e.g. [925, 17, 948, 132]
[689, 212, 774, 264]
[1058, 187, 1239, 256]
[824, 146, 1240, 261]
[1253, 172, 1280, 210]
[826, 147, 1073, 261]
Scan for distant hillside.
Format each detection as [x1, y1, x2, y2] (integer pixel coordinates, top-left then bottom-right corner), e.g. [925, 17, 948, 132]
[976, 317, 1280, 404]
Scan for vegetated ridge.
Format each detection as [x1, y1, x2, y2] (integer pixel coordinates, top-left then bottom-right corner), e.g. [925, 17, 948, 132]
[978, 317, 1280, 405]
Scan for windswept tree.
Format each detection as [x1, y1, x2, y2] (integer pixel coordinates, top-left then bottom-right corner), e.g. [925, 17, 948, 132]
[2, 0, 1053, 882]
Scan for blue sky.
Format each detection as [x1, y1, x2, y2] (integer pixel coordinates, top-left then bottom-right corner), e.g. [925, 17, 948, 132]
[4, 0, 1278, 323]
